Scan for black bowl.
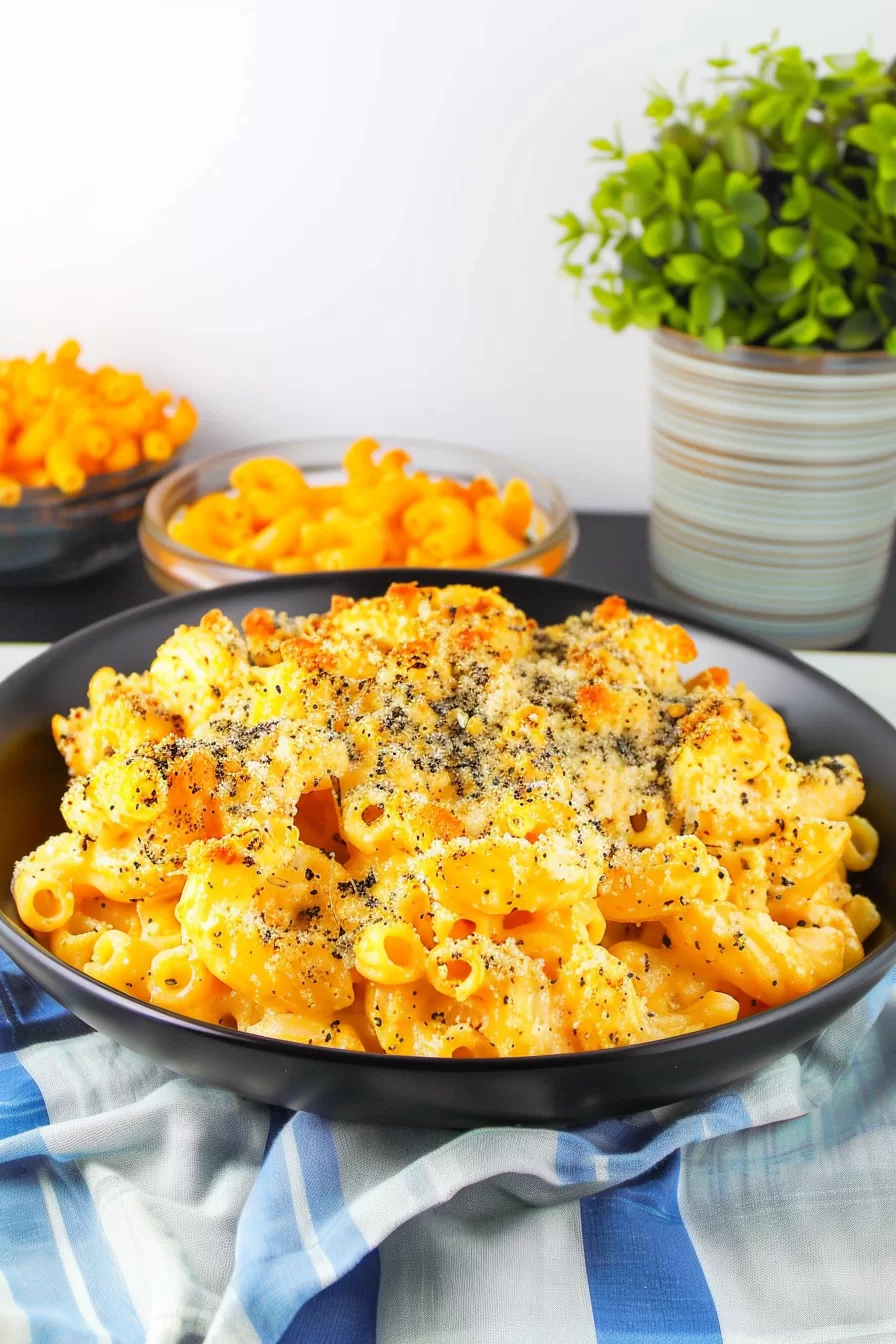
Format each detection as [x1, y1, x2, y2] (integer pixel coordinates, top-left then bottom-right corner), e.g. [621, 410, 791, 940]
[1, 570, 894, 1127]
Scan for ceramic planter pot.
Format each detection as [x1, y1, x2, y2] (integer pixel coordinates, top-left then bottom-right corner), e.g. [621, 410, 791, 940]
[649, 328, 896, 648]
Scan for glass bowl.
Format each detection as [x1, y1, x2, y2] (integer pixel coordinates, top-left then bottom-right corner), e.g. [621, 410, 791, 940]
[0, 458, 178, 587]
[139, 437, 578, 593]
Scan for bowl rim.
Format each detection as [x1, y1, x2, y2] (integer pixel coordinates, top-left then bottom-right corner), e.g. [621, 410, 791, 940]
[139, 436, 577, 577]
[2, 568, 894, 1072]
[9, 454, 177, 509]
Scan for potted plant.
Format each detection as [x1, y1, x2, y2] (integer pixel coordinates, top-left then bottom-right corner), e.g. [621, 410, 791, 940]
[556, 38, 896, 648]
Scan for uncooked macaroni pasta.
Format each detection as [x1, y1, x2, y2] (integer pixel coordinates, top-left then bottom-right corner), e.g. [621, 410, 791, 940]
[13, 585, 881, 1056]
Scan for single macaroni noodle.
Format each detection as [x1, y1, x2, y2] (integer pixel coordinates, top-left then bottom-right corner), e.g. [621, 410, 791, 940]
[13, 585, 882, 1056]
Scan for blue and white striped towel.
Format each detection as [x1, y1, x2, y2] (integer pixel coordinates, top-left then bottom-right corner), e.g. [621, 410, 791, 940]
[1, 947, 895, 1344]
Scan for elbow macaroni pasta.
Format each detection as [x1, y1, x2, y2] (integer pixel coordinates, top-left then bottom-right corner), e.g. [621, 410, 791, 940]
[168, 437, 556, 574]
[13, 585, 882, 1057]
[0, 340, 197, 504]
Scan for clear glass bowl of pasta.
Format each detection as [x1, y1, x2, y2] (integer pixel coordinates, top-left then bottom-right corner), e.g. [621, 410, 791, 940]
[138, 437, 578, 593]
[0, 457, 177, 586]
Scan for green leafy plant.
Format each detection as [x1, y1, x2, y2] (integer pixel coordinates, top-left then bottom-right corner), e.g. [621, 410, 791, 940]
[556, 39, 896, 352]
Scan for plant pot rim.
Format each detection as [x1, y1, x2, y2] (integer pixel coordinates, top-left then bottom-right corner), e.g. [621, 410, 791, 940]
[653, 326, 896, 375]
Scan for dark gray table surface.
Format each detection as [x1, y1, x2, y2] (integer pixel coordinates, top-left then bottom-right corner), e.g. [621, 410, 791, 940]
[1, 513, 893, 649]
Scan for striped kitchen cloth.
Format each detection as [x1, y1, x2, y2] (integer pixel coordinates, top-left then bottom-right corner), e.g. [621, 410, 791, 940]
[1, 949, 895, 1344]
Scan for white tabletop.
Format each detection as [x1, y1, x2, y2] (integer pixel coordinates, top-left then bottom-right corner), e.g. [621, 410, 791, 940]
[1, 643, 894, 726]
[798, 651, 896, 728]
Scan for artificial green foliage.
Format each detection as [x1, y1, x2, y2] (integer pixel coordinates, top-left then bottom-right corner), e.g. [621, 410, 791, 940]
[556, 39, 896, 352]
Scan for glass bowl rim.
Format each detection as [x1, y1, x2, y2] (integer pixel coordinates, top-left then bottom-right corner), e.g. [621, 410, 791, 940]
[141, 435, 576, 575]
[9, 455, 175, 512]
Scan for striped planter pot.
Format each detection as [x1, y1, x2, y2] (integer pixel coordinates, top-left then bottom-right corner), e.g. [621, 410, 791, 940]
[649, 329, 896, 648]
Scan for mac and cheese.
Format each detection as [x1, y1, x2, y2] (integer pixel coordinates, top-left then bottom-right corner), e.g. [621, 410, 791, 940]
[13, 585, 881, 1056]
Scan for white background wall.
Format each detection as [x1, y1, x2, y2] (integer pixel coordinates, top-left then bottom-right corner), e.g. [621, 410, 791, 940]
[3, 0, 896, 509]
